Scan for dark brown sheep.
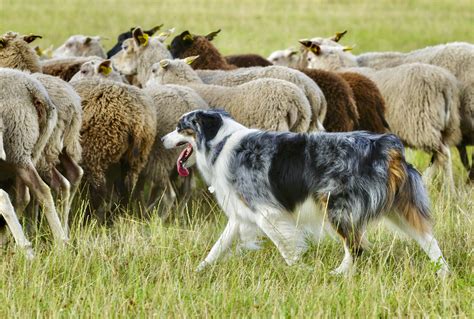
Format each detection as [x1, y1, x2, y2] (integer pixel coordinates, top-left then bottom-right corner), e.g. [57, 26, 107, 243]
[299, 69, 359, 132]
[169, 30, 236, 70]
[225, 54, 273, 67]
[338, 72, 390, 133]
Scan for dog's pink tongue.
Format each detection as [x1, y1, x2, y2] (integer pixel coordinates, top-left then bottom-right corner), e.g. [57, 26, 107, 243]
[177, 145, 190, 177]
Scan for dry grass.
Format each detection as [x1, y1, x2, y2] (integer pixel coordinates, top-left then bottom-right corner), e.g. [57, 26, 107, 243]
[0, 0, 473, 317]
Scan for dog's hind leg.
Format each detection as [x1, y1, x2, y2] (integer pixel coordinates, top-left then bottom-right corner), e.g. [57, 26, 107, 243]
[327, 208, 364, 276]
[255, 208, 307, 266]
[384, 213, 449, 278]
[197, 220, 239, 271]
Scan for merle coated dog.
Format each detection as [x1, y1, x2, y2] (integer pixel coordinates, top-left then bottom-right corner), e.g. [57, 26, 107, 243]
[162, 109, 448, 276]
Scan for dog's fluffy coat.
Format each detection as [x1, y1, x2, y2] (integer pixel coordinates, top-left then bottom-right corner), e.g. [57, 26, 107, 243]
[163, 109, 448, 276]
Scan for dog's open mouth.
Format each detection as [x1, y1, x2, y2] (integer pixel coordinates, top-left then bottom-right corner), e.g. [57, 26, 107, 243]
[177, 143, 193, 177]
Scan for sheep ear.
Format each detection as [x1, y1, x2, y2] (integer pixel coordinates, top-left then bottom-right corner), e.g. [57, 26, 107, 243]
[289, 50, 299, 57]
[342, 45, 354, 52]
[205, 29, 221, 41]
[310, 43, 321, 55]
[98, 60, 112, 75]
[298, 40, 312, 48]
[331, 30, 348, 42]
[184, 55, 199, 65]
[133, 27, 149, 47]
[159, 59, 170, 69]
[181, 31, 194, 42]
[145, 24, 164, 36]
[84, 37, 92, 45]
[157, 28, 175, 42]
[23, 34, 42, 43]
[34, 46, 43, 56]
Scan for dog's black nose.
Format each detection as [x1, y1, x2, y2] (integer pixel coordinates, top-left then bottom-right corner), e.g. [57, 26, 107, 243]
[161, 136, 165, 143]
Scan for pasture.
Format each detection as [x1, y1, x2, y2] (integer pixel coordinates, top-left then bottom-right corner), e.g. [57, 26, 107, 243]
[0, 0, 473, 317]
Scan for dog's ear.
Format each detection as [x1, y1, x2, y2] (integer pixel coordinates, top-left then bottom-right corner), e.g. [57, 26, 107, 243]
[194, 111, 223, 141]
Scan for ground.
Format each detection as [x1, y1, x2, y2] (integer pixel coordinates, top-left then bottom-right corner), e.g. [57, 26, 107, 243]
[0, 0, 473, 317]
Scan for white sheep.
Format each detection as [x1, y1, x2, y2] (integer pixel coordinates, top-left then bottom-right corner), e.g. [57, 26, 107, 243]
[31, 73, 83, 233]
[303, 44, 462, 190]
[0, 68, 67, 243]
[196, 66, 326, 131]
[53, 35, 107, 58]
[149, 57, 313, 133]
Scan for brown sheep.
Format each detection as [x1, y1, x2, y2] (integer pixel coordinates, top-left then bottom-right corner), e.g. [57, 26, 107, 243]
[300, 69, 359, 132]
[225, 54, 273, 67]
[71, 78, 156, 216]
[338, 72, 389, 133]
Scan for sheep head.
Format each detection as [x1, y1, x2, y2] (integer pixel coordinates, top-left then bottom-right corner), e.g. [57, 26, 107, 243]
[146, 58, 202, 86]
[53, 35, 106, 58]
[0, 32, 42, 72]
[304, 44, 357, 71]
[267, 49, 301, 68]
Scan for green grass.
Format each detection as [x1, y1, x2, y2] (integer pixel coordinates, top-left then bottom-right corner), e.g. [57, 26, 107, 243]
[0, 0, 473, 317]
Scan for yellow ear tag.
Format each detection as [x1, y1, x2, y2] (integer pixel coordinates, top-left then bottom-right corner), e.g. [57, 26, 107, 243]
[35, 47, 44, 56]
[183, 34, 193, 41]
[99, 65, 112, 75]
[138, 33, 149, 47]
[342, 46, 353, 52]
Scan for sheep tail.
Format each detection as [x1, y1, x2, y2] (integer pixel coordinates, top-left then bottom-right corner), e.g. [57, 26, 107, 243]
[306, 88, 327, 131]
[0, 118, 5, 160]
[440, 81, 462, 146]
[31, 100, 57, 165]
[64, 108, 83, 163]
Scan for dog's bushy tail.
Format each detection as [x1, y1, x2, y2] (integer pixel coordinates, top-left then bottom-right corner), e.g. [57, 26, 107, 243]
[387, 149, 431, 233]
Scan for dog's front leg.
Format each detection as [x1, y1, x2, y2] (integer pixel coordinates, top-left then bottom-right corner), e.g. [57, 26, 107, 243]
[197, 220, 239, 271]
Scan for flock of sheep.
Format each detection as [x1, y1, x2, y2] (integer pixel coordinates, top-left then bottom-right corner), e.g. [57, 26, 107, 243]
[0, 26, 472, 258]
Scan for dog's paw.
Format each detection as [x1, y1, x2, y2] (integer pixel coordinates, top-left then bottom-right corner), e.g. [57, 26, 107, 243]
[436, 266, 450, 279]
[329, 265, 353, 277]
[196, 261, 209, 272]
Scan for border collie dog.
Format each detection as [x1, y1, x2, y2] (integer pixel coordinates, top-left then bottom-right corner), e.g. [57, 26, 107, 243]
[162, 109, 448, 276]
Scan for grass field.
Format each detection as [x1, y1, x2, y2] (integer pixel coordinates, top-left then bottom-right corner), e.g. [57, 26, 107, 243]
[1, 0, 473, 317]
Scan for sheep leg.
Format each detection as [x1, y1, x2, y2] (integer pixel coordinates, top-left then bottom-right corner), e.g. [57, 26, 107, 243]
[0, 190, 34, 259]
[470, 152, 474, 182]
[14, 176, 30, 217]
[16, 162, 68, 243]
[439, 145, 455, 192]
[456, 144, 470, 171]
[423, 146, 455, 192]
[50, 167, 71, 236]
[59, 153, 84, 210]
